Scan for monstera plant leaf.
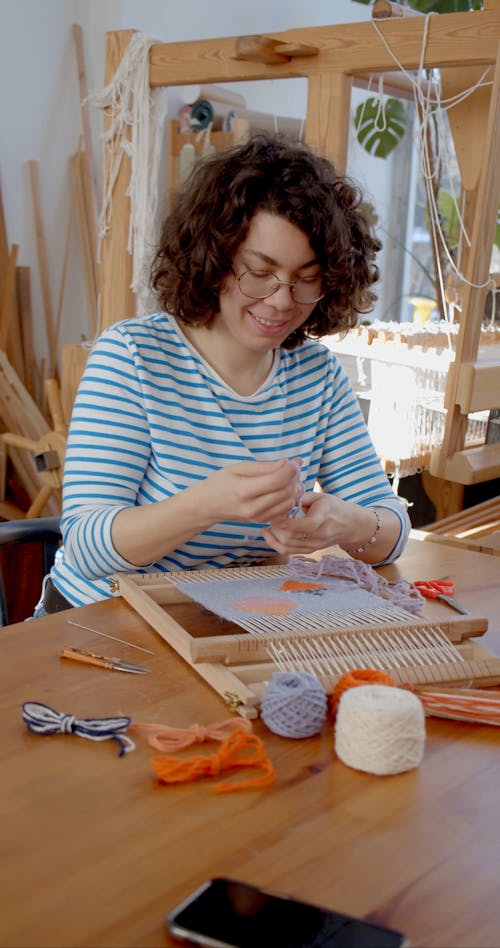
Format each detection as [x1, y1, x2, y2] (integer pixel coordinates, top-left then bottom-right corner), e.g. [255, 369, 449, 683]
[354, 97, 407, 158]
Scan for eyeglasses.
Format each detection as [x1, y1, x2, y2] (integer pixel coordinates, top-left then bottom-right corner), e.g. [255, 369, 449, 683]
[233, 268, 324, 305]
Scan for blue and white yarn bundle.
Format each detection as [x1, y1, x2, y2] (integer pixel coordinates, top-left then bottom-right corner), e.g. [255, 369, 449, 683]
[261, 671, 327, 738]
[22, 701, 135, 756]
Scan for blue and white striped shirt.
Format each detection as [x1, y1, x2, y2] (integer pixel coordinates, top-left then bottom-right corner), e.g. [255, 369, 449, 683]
[51, 313, 410, 605]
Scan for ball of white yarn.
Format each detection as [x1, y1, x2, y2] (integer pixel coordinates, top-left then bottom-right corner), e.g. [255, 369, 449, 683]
[334, 684, 426, 775]
[261, 671, 327, 738]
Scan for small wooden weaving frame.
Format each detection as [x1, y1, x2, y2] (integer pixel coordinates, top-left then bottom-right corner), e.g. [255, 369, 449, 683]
[112, 566, 499, 719]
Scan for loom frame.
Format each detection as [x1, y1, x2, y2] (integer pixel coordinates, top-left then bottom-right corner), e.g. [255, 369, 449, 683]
[111, 566, 499, 718]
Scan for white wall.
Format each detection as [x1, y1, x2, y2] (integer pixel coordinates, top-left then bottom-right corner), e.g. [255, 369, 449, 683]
[0, 0, 396, 373]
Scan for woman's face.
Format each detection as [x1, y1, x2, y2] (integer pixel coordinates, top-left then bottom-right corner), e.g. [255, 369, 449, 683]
[217, 211, 322, 356]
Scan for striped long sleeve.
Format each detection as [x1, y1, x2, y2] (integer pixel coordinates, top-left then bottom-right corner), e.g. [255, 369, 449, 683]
[51, 313, 409, 605]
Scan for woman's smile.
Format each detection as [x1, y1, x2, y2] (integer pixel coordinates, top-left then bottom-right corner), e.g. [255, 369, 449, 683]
[247, 309, 291, 333]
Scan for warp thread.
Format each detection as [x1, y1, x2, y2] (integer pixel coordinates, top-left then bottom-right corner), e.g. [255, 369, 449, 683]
[22, 701, 135, 757]
[261, 671, 327, 738]
[334, 685, 426, 776]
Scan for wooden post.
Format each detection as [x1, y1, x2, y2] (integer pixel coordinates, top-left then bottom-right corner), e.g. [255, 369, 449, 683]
[72, 24, 99, 273]
[98, 30, 136, 333]
[305, 72, 352, 174]
[430, 46, 500, 482]
[28, 161, 58, 378]
[16, 267, 36, 401]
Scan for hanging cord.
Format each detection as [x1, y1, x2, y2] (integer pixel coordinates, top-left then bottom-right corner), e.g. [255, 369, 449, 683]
[374, 75, 388, 132]
[87, 32, 169, 309]
[371, 14, 495, 316]
[22, 701, 135, 756]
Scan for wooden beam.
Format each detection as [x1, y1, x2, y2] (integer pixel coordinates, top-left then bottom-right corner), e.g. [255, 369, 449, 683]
[455, 361, 500, 413]
[70, 151, 98, 334]
[440, 443, 500, 485]
[441, 65, 492, 192]
[235, 36, 319, 65]
[0, 243, 18, 350]
[98, 30, 136, 333]
[16, 267, 36, 402]
[149, 10, 500, 88]
[28, 160, 57, 378]
[60, 343, 89, 426]
[305, 72, 352, 174]
[72, 24, 99, 275]
[430, 44, 500, 480]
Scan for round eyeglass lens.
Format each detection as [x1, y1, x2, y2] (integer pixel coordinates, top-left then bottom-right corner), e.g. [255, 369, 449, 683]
[238, 270, 323, 304]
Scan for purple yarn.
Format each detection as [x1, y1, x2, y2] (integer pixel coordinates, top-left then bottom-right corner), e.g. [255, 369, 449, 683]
[287, 554, 425, 615]
[261, 671, 327, 739]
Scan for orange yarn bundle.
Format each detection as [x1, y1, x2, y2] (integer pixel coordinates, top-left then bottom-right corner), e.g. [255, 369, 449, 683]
[330, 668, 396, 714]
[132, 717, 252, 752]
[150, 729, 276, 794]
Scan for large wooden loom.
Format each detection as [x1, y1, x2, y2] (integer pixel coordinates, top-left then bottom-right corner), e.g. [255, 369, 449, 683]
[112, 564, 500, 718]
[99, 7, 500, 716]
[99, 3, 500, 502]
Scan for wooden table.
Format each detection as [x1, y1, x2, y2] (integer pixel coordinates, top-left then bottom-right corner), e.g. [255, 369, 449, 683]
[1, 536, 500, 948]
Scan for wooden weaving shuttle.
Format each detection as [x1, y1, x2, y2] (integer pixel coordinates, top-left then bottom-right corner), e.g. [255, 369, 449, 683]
[60, 646, 151, 675]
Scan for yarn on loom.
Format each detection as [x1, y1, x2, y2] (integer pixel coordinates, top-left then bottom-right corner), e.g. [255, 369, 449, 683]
[334, 684, 426, 776]
[287, 554, 425, 615]
[261, 671, 327, 738]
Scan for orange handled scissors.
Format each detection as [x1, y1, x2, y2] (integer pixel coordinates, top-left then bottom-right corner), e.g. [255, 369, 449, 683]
[414, 579, 469, 615]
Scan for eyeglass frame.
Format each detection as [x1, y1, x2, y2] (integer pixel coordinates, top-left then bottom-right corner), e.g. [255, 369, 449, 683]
[231, 267, 325, 305]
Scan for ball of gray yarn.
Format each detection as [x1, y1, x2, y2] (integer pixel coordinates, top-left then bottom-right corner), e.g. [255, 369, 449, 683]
[261, 671, 327, 738]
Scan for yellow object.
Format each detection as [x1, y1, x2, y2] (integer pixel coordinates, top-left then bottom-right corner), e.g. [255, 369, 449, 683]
[410, 296, 437, 323]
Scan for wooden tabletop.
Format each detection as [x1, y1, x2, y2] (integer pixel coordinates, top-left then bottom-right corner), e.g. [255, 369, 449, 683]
[1, 535, 500, 948]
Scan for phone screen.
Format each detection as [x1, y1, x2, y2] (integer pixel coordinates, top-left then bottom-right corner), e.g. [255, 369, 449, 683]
[167, 878, 409, 948]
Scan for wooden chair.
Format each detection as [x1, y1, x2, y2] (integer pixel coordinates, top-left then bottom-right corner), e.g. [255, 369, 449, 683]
[0, 517, 61, 625]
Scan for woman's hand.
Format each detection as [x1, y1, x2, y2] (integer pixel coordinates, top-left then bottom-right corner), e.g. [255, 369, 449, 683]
[203, 458, 303, 524]
[262, 491, 401, 564]
[111, 458, 303, 567]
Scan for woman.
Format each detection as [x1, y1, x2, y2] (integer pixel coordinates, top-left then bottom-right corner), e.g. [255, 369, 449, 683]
[35, 133, 410, 614]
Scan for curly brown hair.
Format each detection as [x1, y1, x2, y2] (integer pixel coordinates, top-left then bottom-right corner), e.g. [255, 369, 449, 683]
[150, 133, 381, 349]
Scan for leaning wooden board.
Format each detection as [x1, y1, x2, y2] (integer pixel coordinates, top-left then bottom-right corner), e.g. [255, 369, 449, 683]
[110, 564, 500, 718]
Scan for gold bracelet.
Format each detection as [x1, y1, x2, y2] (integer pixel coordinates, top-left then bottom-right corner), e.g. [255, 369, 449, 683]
[344, 509, 381, 555]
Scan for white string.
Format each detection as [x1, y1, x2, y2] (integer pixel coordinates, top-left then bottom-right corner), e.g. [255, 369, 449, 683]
[87, 32, 169, 312]
[22, 701, 135, 756]
[374, 75, 388, 132]
[370, 15, 495, 306]
[354, 74, 375, 140]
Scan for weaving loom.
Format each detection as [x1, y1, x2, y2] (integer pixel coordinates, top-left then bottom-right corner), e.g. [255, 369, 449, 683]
[329, 321, 500, 483]
[112, 564, 500, 718]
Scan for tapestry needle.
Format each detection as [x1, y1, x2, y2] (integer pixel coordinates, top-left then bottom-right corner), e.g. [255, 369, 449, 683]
[66, 620, 155, 655]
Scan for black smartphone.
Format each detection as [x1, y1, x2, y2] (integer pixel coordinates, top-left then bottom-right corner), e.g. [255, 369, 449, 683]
[167, 877, 410, 948]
